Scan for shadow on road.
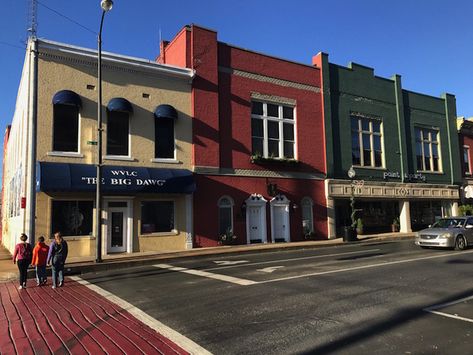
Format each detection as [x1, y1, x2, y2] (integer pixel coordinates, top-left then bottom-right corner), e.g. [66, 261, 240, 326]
[300, 288, 473, 355]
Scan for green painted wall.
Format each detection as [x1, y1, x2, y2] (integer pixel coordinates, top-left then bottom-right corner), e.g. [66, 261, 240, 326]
[325, 59, 462, 186]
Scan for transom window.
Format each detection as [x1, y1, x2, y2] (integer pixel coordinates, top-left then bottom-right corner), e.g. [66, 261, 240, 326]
[351, 115, 383, 168]
[251, 101, 295, 159]
[415, 127, 441, 172]
[464, 146, 471, 176]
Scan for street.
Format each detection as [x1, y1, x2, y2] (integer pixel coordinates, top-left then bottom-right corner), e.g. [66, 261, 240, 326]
[79, 240, 473, 354]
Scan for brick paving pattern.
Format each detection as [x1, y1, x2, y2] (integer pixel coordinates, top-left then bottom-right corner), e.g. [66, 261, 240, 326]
[0, 278, 189, 354]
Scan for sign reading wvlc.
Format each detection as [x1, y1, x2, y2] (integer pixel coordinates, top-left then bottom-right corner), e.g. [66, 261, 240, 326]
[81, 170, 166, 186]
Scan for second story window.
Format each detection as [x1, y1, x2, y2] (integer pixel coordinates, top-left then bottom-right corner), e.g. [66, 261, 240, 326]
[415, 127, 441, 172]
[251, 101, 295, 159]
[464, 146, 471, 176]
[351, 115, 383, 168]
[52, 90, 82, 152]
[154, 104, 177, 159]
[106, 98, 133, 157]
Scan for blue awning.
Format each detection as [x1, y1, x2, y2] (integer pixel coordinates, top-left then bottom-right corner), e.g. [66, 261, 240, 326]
[154, 104, 178, 120]
[52, 90, 82, 108]
[36, 162, 195, 194]
[107, 98, 133, 114]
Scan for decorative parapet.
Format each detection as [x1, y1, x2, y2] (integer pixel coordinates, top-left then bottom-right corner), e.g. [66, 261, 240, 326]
[326, 179, 459, 200]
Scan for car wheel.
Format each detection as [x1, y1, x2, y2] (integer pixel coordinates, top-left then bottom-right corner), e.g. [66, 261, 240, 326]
[455, 235, 467, 251]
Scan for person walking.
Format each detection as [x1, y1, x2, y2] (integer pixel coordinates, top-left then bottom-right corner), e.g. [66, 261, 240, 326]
[12, 233, 33, 289]
[47, 232, 68, 289]
[31, 236, 49, 286]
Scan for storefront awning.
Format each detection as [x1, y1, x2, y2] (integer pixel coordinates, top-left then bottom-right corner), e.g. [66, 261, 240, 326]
[52, 90, 82, 108]
[107, 98, 133, 114]
[154, 104, 178, 120]
[36, 162, 195, 194]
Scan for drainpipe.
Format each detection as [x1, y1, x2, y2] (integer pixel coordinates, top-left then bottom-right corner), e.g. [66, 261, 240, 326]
[26, 37, 38, 244]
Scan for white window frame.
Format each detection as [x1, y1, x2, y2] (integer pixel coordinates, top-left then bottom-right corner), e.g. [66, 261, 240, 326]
[464, 145, 471, 176]
[251, 101, 296, 159]
[105, 110, 132, 159]
[301, 197, 314, 235]
[415, 127, 442, 172]
[217, 196, 234, 235]
[351, 114, 384, 168]
[50, 105, 82, 156]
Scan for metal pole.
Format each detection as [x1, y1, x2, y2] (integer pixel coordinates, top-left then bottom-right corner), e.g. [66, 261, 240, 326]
[95, 10, 106, 263]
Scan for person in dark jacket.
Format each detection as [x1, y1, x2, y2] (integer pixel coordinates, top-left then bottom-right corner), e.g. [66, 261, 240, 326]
[47, 232, 68, 289]
[12, 233, 33, 289]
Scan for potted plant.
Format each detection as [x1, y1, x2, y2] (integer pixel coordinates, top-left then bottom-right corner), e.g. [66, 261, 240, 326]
[392, 217, 400, 232]
[219, 228, 237, 245]
[356, 218, 364, 235]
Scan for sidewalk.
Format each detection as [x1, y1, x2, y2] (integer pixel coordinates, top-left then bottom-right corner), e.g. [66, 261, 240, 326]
[0, 232, 416, 282]
[0, 278, 191, 354]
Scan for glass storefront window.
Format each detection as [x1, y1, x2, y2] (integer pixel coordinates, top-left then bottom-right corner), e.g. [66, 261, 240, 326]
[141, 201, 174, 234]
[51, 200, 93, 236]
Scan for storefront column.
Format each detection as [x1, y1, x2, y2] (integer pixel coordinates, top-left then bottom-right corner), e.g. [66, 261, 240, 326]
[452, 201, 459, 216]
[399, 200, 412, 233]
[185, 195, 194, 249]
[326, 197, 337, 239]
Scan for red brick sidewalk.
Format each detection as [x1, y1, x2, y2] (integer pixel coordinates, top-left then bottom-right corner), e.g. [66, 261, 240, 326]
[0, 278, 189, 354]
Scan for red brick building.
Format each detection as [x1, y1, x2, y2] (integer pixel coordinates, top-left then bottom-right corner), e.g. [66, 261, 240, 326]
[159, 25, 328, 246]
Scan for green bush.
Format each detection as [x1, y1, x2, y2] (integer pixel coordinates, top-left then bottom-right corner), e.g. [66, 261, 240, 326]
[458, 204, 473, 216]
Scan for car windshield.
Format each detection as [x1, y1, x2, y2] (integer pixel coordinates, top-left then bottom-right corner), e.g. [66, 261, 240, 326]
[431, 218, 465, 228]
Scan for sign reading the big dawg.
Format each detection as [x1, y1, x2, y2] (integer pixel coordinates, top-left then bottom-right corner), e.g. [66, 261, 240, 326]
[36, 162, 196, 194]
[81, 170, 166, 187]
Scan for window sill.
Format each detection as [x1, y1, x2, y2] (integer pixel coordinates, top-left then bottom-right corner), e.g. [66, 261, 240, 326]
[104, 155, 135, 162]
[140, 230, 179, 238]
[250, 156, 299, 165]
[150, 158, 181, 164]
[351, 165, 386, 171]
[47, 151, 84, 158]
[416, 170, 444, 175]
[60, 236, 95, 241]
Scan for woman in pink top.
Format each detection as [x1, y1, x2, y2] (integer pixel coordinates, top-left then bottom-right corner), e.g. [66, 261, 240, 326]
[12, 233, 33, 289]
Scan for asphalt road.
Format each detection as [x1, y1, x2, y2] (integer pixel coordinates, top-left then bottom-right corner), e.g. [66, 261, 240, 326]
[82, 240, 473, 354]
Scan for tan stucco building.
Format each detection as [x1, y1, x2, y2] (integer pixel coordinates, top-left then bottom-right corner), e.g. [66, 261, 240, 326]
[2, 38, 195, 258]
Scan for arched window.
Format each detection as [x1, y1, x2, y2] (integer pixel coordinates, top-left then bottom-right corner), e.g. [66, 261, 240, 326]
[301, 197, 314, 235]
[218, 196, 234, 235]
[52, 90, 81, 152]
[106, 98, 133, 156]
[154, 104, 177, 159]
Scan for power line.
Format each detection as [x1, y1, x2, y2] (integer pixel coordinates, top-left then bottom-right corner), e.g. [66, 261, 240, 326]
[37, 1, 97, 35]
[0, 41, 25, 50]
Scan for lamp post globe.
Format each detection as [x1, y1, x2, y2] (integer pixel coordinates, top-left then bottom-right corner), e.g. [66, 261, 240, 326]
[348, 166, 356, 179]
[101, 0, 113, 11]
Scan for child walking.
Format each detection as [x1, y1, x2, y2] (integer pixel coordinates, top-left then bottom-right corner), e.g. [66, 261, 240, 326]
[47, 232, 68, 289]
[12, 233, 33, 289]
[32, 236, 49, 286]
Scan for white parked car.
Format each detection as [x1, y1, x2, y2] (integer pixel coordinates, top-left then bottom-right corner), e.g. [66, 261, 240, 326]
[415, 217, 473, 250]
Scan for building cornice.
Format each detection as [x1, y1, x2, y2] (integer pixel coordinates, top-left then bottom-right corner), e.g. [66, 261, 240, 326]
[194, 166, 325, 180]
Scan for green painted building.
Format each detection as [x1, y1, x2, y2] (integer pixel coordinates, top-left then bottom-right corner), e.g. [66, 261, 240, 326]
[315, 53, 462, 237]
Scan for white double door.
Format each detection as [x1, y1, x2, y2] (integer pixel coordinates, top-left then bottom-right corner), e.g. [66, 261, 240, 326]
[245, 194, 290, 243]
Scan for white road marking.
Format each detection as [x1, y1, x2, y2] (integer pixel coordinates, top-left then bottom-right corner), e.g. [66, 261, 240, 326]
[257, 266, 285, 273]
[70, 276, 213, 355]
[213, 260, 249, 266]
[257, 249, 473, 284]
[425, 310, 473, 324]
[205, 249, 382, 271]
[154, 263, 257, 286]
[424, 294, 473, 323]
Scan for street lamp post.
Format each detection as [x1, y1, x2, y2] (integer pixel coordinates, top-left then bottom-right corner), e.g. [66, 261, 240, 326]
[343, 166, 358, 242]
[95, 0, 113, 263]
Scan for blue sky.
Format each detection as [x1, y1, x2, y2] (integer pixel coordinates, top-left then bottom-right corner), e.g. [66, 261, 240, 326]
[1, 1, 472, 156]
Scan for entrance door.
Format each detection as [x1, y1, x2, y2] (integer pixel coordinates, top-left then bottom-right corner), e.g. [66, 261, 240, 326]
[245, 194, 268, 244]
[248, 206, 263, 243]
[107, 206, 128, 253]
[270, 194, 290, 242]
